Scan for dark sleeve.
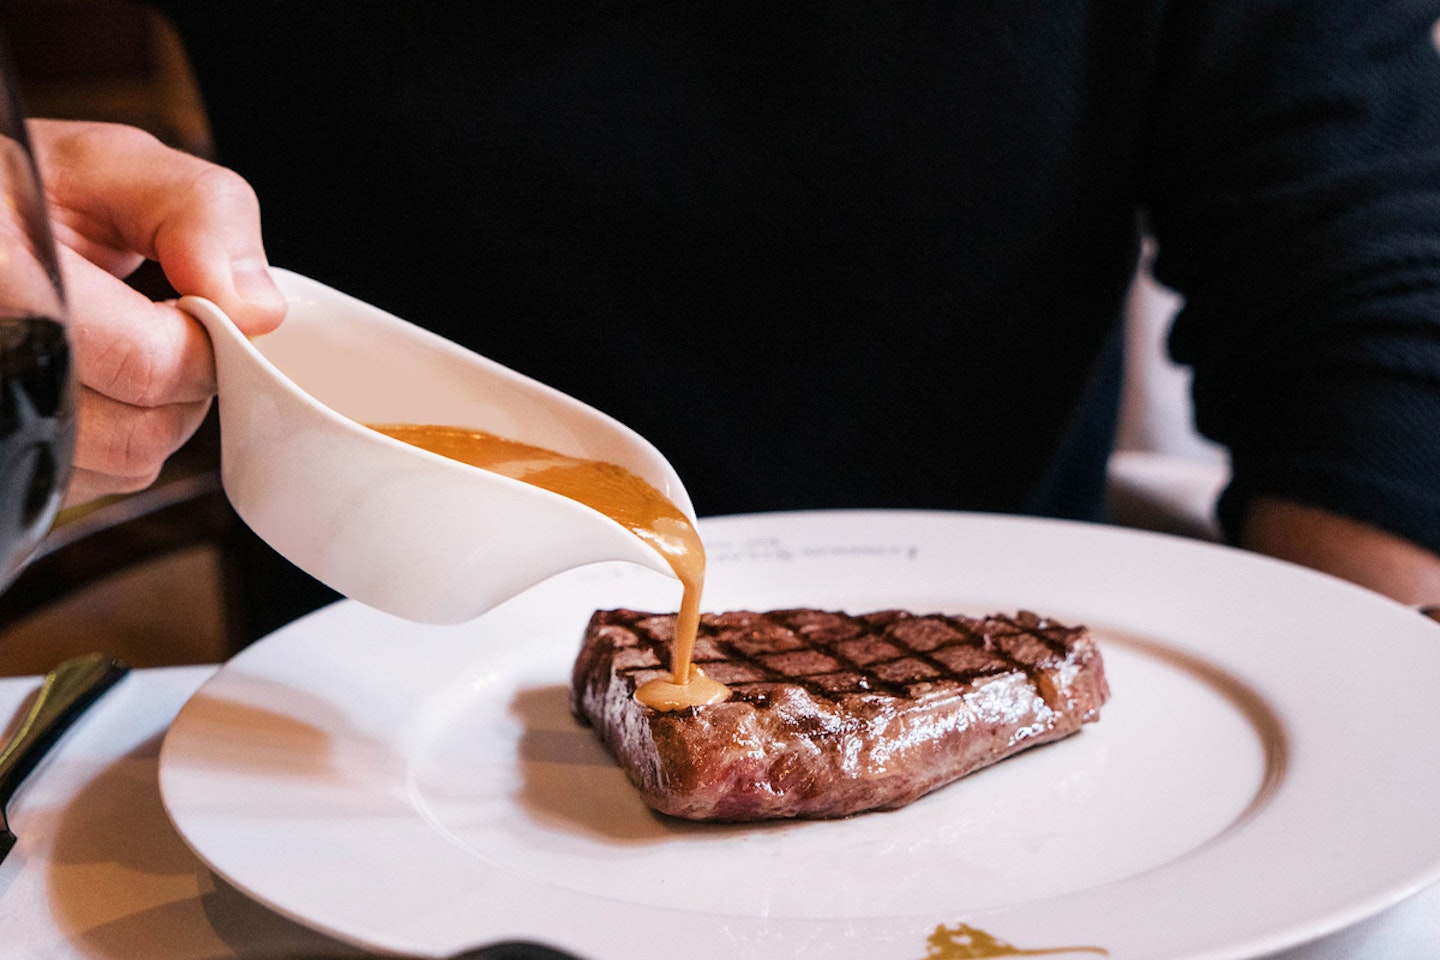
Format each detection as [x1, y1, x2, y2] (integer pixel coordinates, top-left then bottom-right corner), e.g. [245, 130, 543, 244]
[1142, 0, 1440, 555]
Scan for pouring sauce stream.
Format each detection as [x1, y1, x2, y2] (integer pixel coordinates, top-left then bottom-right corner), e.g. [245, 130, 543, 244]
[369, 424, 726, 710]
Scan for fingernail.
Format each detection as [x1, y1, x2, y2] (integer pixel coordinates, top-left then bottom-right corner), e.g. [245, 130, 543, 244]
[231, 257, 287, 313]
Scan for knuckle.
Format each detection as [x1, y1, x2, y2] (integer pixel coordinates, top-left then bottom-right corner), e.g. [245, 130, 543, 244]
[62, 121, 163, 170]
[82, 314, 199, 409]
[88, 335, 165, 407]
[100, 408, 186, 479]
[101, 121, 162, 152]
[189, 163, 261, 214]
[101, 466, 164, 497]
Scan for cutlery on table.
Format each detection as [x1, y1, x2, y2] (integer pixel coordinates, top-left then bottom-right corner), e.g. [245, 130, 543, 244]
[0, 653, 130, 863]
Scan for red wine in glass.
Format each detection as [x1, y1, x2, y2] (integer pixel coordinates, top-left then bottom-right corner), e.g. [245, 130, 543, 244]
[0, 314, 75, 588]
[1, 50, 76, 590]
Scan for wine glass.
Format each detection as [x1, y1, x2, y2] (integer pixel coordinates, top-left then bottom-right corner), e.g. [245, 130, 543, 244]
[0, 50, 75, 592]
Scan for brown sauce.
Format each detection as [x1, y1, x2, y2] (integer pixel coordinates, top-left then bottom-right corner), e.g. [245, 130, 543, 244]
[369, 424, 726, 710]
[924, 922, 1107, 958]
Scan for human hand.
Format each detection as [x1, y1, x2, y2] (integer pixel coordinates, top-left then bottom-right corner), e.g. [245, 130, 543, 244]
[1242, 496, 1440, 608]
[27, 119, 287, 507]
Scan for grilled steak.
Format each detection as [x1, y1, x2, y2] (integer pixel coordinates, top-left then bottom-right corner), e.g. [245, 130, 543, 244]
[570, 607, 1109, 821]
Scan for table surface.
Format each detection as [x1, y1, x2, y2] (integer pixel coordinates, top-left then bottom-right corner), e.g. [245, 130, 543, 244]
[1, 664, 1437, 960]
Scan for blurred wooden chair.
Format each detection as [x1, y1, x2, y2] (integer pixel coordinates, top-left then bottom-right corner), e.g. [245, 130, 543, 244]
[0, 0, 213, 157]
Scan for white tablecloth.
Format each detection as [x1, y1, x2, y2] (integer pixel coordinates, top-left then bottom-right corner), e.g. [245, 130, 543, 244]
[0, 665, 1436, 960]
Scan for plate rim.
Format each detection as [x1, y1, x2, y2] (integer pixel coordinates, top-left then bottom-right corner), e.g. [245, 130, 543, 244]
[158, 508, 1440, 960]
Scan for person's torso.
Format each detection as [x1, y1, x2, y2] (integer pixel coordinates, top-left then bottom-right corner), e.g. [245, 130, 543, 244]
[165, 0, 1168, 517]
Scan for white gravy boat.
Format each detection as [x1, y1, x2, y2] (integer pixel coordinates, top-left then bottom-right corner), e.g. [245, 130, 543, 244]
[179, 269, 692, 625]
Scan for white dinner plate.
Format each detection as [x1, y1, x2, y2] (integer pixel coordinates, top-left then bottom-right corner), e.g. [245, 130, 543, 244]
[158, 510, 1440, 960]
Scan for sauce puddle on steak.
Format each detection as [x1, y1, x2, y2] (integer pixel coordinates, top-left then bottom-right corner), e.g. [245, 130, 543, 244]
[571, 607, 1109, 821]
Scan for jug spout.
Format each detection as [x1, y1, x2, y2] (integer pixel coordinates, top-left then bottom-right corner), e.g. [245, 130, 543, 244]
[180, 270, 693, 625]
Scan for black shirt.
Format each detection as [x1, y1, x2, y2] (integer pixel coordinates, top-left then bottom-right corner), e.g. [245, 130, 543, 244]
[158, 0, 1440, 554]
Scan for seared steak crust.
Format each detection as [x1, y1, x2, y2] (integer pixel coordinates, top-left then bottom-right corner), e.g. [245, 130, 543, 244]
[570, 608, 1109, 821]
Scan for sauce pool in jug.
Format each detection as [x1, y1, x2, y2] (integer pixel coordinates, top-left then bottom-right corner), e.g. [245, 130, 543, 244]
[369, 424, 727, 710]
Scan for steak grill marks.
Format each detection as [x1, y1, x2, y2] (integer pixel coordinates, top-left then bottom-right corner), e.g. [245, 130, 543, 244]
[600, 608, 1081, 705]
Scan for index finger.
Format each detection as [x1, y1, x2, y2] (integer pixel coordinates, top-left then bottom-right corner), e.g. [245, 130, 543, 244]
[30, 119, 287, 336]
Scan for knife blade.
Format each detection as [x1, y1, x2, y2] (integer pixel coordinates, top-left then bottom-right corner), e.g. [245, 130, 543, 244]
[0, 653, 130, 863]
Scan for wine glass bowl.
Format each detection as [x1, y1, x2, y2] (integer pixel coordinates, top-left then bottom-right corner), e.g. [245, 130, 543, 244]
[0, 54, 75, 591]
